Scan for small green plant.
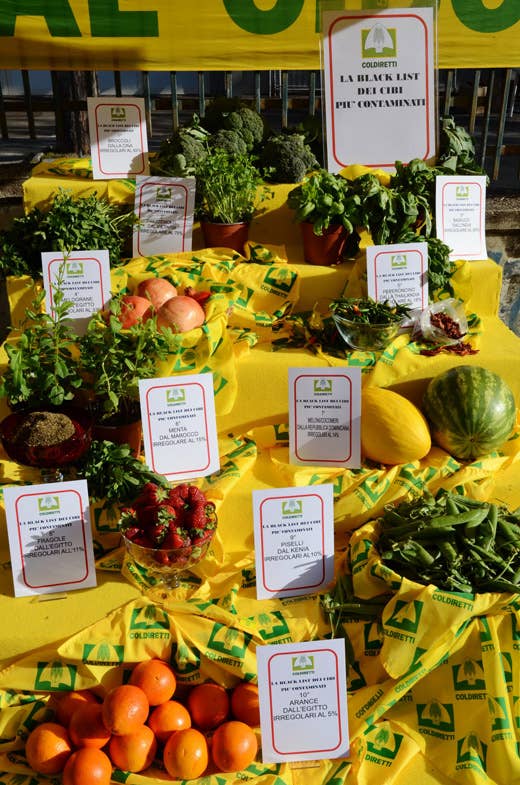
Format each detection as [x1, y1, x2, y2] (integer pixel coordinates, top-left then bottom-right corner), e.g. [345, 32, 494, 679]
[0, 276, 82, 409]
[195, 148, 271, 224]
[287, 169, 360, 235]
[79, 294, 177, 425]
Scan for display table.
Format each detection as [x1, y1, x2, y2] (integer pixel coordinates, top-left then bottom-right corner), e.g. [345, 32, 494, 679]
[1, 168, 519, 785]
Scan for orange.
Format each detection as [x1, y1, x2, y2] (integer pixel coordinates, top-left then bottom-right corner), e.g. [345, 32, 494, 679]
[62, 747, 112, 785]
[230, 682, 260, 727]
[163, 727, 208, 780]
[211, 720, 258, 773]
[25, 721, 73, 775]
[147, 699, 191, 745]
[129, 658, 177, 706]
[101, 684, 149, 736]
[54, 689, 99, 727]
[187, 682, 230, 730]
[108, 724, 157, 772]
[69, 703, 111, 749]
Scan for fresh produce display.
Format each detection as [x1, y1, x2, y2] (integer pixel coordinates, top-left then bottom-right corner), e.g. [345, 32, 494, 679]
[136, 277, 178, 310]
[23, 660, 260, 780]
[156, 294, 206, 333]
[422, 365, 517, 460]
[361, 387, 432, 465]
[119, 482, 217, 563]
[330, 297, 411, 325]
[376, 489, 520, 593]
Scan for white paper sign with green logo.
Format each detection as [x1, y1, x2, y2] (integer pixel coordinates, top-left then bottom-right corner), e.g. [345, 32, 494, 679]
[435, 174, 488, 261]
[3, 480, 97, 597]
[87, 96, 150, 180]
[322, 7, 436, 171]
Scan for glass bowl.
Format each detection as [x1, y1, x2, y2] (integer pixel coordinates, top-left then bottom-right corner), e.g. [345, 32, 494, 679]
[332, 313, 402, 351]
[0, 407, 93, 470]
[121, 527, 216, 590]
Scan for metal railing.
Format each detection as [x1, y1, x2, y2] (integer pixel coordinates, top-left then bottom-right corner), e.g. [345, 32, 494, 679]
[0, 68, 518, 191]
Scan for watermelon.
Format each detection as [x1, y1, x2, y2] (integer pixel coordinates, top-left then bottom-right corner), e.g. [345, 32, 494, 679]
[422, 365, 516, 461]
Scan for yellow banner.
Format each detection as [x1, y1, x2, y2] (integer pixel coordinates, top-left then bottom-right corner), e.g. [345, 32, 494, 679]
[0, 1, 519, 71]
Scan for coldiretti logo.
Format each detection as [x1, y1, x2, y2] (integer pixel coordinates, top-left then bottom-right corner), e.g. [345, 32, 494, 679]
[207, 624, 252, 660]
[264, 266, 297, 294]
[166, 388, 186, 404]
[129, 605, 170, 640]
[456, 185, 470, 198]
[350, 538, 372, 571]
[313, 378, 332, 394]
[348, 660, 367, 692]
[385, 599, 422, 635]
[34, 661, 77, 691]
[83, 641, 125, 665]
[255, 611, 291, 642]
[417, 701, 455, 736]
[452, 658, 486, 692]
[488, 696, 511, 733]
[111, 106, 126, 120]
[66, 260, 84, 276]
[281, 499, 303, 516]
[363, 620, 383, 654]
[38, 496, 60, 514]
[362, 23, 397, 58]
[456, 732, 487, 774]
[171, 642, 200, 677]
[156, 186, 173, 200]
[391, 253, 407, 269]
[365, 722, 403, 763]
[292, 655, 314, 673]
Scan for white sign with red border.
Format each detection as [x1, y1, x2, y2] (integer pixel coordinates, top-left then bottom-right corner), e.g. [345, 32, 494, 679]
[288, 367, 361, 468]
[139, 374, 220, 481]
[3, 481, 96, 597]
[322, 8, 435, 172]
[257, 638, 349, 763]
[435, 175, 487, 260]
[42, 250, 111, 334]
[366, 242, 428, 309]
[87, 96, 149, 180]
[133, 176, 196, 257]
[252, 484, 334, 600]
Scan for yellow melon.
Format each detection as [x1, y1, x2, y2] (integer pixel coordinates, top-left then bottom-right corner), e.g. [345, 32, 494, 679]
[361, 387, 431, 465]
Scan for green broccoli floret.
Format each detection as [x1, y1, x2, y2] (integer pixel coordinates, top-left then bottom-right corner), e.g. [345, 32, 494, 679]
[153, 124, 209, 176]
[209, 128, 248, 156]
[203, 98, 265, 151]
[259, 133, 319, 183]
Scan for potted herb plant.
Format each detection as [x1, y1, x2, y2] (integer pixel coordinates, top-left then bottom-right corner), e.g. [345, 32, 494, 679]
[287, 169, 360, 266]
[78, 294, 177, 456]
[195, 147, 272, 253]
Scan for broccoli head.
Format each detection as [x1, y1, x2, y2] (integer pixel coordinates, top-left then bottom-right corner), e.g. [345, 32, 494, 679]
[153, 124, 209, 176]
[259, 133, 319, 183]
[209, 128, 248, 156]
[204, 97, 265, 151]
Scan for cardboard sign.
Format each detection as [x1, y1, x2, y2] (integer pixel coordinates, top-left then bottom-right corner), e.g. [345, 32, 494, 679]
[323, 8, 436, 171]
[435, 175, 487, 260]
[288, 367, 361, 468]
[42, 251, 111, 334]
[253, 485, 334, 600]
[139, 374, 220, 481]
[87, 96, 149, 180]
[133, 176, 196, 257]
[3, 481, 96, 597]
[257, 638, 349, 763]
[366, 242, 428, 309]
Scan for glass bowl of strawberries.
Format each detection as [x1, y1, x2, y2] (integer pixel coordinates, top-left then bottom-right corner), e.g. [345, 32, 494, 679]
[119, 482, 217, 589]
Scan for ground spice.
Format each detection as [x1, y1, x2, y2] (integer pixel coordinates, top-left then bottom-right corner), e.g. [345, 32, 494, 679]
[13, 411, 75, 447]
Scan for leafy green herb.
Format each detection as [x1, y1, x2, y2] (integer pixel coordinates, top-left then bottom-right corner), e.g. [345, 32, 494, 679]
[287, 169, 360, 235]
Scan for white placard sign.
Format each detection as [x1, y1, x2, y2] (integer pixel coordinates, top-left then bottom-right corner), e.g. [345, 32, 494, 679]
[139, 374, 220, 481]
[288, 367, 361, 468]
[42, 251, 111, 334]
[133, 176, 196, 257]
[87, 96, 149, 180]
[3, 481, 97, 597]
[253, 484, 334, 600]
[257, 638, 349, 763]
[323, 8, 435, 171]
[366, 242, 428, 309]
[435, 175, 487, 260]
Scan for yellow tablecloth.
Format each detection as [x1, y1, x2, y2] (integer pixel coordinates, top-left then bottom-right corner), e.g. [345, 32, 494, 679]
[1, 179, 520, 784]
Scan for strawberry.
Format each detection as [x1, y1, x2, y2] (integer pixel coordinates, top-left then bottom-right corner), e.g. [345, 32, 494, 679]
[163, 525, 191, 549]
[133, 482, 170, 510]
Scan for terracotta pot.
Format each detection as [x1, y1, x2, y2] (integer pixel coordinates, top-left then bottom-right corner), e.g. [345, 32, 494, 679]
[92, 418, 143, 458]
[200, 220, 250, 254]
[300, 221, 349, 266]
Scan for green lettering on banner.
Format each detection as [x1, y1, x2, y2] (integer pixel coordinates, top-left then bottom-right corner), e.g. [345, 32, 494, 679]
[89, 0, 158, 37]
[223, 0, 304, 35]
[451, 0, 520, 33]
[0, 0, 81, 36]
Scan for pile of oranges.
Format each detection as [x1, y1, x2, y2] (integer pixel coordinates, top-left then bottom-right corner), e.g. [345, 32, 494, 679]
[24, 658, 261, 783]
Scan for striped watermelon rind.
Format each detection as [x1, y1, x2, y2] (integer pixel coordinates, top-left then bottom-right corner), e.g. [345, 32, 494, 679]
[422, 365, 516, 461]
